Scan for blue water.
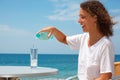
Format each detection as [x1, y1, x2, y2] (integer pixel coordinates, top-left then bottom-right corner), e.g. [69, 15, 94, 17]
[0, 54, 78, 79]
[0, 54, 120, 79]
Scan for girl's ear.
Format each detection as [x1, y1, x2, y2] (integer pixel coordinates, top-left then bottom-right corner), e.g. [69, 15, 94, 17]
[94, 15, 97, 22]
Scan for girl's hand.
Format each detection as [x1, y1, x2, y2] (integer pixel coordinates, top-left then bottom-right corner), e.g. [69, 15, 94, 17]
[37, 26, 55, 38]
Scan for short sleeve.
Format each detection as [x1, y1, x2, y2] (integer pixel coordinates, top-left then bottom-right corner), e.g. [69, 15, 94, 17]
[100, 41, 114, 74]
[66, 34, 83, 50]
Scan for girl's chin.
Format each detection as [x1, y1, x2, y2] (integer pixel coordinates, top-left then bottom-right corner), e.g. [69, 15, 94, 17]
[82, 29, 88, 32]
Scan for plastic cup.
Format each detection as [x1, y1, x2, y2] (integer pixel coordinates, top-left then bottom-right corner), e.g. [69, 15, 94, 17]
[36, 32, 53, 40]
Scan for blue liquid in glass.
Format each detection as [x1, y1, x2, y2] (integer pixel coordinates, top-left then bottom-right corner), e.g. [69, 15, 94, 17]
[36, 32, 53, 40]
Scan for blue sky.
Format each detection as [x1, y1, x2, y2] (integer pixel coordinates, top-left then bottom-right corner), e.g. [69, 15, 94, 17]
[0, 0, 120, 54]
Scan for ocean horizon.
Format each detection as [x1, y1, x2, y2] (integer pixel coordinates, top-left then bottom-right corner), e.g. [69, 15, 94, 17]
[0, 53, 120, 80]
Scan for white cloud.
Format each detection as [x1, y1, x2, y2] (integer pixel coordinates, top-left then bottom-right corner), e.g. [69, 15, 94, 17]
[0, 25, 32, 37]
[47, 0, 82, 21]
[49, 0, 58, 2]
[113, 15, 120, 30]
[0, 25, 35, 53]
[110, 9, 120, 14]
[109, 9, 120, 30]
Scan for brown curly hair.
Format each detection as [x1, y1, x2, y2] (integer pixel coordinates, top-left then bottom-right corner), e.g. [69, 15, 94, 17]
[80, 0, 114, 37]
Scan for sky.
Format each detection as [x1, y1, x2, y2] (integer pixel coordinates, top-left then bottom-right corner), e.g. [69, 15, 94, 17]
[0, 0, 120, 54]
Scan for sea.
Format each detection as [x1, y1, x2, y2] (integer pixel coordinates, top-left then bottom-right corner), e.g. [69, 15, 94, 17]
[0, 54, 120, 80]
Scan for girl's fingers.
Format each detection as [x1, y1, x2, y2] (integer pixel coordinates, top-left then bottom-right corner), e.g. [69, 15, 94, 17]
[37, 29, 48, 34]
[48, 31, 52, 38]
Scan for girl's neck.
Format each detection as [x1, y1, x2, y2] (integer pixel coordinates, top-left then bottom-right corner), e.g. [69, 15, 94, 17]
[88, 32, 104, 47]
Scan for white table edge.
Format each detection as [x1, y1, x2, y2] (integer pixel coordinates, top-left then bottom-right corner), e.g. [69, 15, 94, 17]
[0, 66, 58, 78]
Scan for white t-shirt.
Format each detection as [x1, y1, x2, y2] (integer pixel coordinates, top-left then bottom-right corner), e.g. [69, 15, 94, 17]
[66, 33, 114, 80]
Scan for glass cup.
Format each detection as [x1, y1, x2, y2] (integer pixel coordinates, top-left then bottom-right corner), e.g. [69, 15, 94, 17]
[30, 48, 38, 68]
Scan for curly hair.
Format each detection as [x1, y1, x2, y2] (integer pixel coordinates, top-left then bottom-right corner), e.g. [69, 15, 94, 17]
[80, 0, 114, 37]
